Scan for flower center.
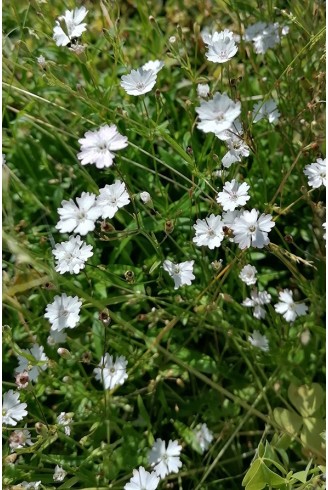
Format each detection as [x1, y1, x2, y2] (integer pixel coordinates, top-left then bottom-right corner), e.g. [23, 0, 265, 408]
[249, 225, 256, 233]
[207, 228, 215, 237]
[109, 367, 116, 374]
[216, 111, 224, 121]
[136, 82, 145, 91]
[173, 265, 181, 274]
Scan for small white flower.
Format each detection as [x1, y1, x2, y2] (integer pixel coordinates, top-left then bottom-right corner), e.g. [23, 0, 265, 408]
[244, 22, 267, 42]
[274, 289, 308, 323]
[242, 289, 271, 319]
[9, 426, 32, 451]
[222, 209, 242, 227]
[197, 83, 210, 98]
[124, 466, 160, 490]
[53, 7, 88, 47]
[193, 214, 225, 249]
[77, 125, 128, 169]
[37, 55, 46, 68]
[196, 92, 241, 139]
[148, 438, 182, 478]
[205, 30, 238, 63]
[53, 465, 67, 482]
[169, 35, 176, 43]
[239, 264, 258, 285]
[56, 192, 100, 236]
[253, 99, 280, 124]
[163, 259, 195, 289]
[244, 22, 287, 54]
[47, 329, 67, 346]
[15, 344, 48, 383]
[303, 157, 326, 189]
[140, 191, 151, 204]
[231, 209, 275, 249]
[21, 482, 41, 489]
[142, 59, 164, 74]
[216, 179, 250, 211]
[248, 330, 269, 352]
[57, 412, 73, 436]
[44, 294, 82, 332]
[193, 423, 214, 453]
[53, 235, 93, 274]
[121, 68, 157, 96]
[94, 353, 128, 390]
[2, 390, 28, 426]
[96, 180, 130, 219]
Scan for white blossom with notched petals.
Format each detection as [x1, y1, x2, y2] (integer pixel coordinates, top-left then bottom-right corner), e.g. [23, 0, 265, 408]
[53, 235, 93, 274]
[242, 289, 271, 319]
[205, 30, 238, 63]
[216, 179, 250, 211]
[274, 289, 308, 322]
[193, 214, 225, 249]
[121, 68, 157, 96]
[57, 412, 73, 436]
[15, 344, 49, 383]
[148, 439, 182, 478]
[96, 180, 130, 219]
[193, 423, 214, 453]
[303, 158, 326, 189]
[124, 467, 160, 490]
[239, 264, 257, 285]
[3, 390, 28, 426]
[142, 60, 164, 74]
[248, 330, 269, 352]
[231, 209, 275, 249]
[244, 22, 288, 54]
[163, 260, 195, 289]
[53, 7, 88, 47]
[94, 353, 128, 390]
[196, 92, 241, 139]
[253, 99, 280, 124]
[44, 294, 82, 332]
[53, 465, 67, 482]
[9, 426, 33, 451]
[56, 192, 100, 236]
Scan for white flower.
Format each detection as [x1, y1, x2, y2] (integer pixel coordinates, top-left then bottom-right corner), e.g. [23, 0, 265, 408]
[274, 289, 308, 323]
[303, 158, 326, 189]
[2, 390, 28, 426]
[244, 22, 287, 54]
[44, 294, 82, 332]
[96, 180, 130, 219]
[205, 30, 238, 63]
[9, 426, 32, 451]
[53, 7, 88, 47]
[52, 235, 93, 274]
[37, 55, 46, 68]
[197, 83, 210, 98]
[54, 465, 67, 482]
[21, 482, 41, 489]
[124, 466, 160, 490]
[193, 214, 225, 249]
[244, 22, 267, 42]
[47, 329, 67, 346]
[222, 209, 242, 227]
[193, 423, 214, 453]
[56, 192, 100, 236]
[253, 99, 280, 124]
[242, 289, 271, 319]
[219, 120, 250, 167]
[94, 353, 128, 390]
[163, 260, 195, 289]
[121, 68, 157, 96]
[239, 264, 257, 285]
[216, 179, 250, 211]
[140, 191, 151, 204]
[77, 125, 128, 169]
[231, 209, 275, 249]
[248, 330, 269, 352]
[142, 60, 164, 74]
[57, 412, 73, 436]
[148, 439, 182, 478]
[196, 92, 241, 139]
[15, 344, 48, 383]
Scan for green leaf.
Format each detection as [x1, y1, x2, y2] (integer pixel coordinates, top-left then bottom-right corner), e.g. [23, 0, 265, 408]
[273, 408, 302, 436]
[174, 346, 217, 374]
[301, 417, 326, 457]
[288, 383, 325, 417]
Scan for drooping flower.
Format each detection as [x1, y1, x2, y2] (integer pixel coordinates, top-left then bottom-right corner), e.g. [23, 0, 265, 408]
[94, 353, 128, 390]
[53, 465, 67, 482]
[47, 329, 67, 346]
[44, 294, 82, 332]
[197, 83, 210, 98]
[77, 125, 128, 169]
[57, 412, 73, 436]
[121, 68, 157, 96]
[142, 60, 164, 74]
[303, 157, 326, 189]
[242, 289, 271, 319]
[253, 99, 280, 124]
[52, 235, 93, 274]
[193, 214, 225, 249]
[248, 330, 269, 352]
[36, 55, 46, 68]
[274, 289, 308, 322]
[9, 426, 33, 451]
[56, 192, 100, 236]
[163, 259, 195, 289]
[96, 180, 130, 219]
[15, 344, 49, 383]
[53, 7, 88, 47]
[216, 179, 250, 211]
[231, 209, 275, 249]
[139, 191, 151, 204]
[239, 264, 257, 285]
[196, 92, 241, 139]
[193, 423, 214, 453]
[205, 30, 238, 63]
[2, 390, 28, 426]
[124, 467, 160, 490]
[244, 22, 288, 54]
[148, 439, 182, 478]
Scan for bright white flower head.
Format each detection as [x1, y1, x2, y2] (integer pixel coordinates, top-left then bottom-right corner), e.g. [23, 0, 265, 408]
[216, 179, 250, 211]
[222, 209, 242, 227]
[193, 214, 225, 249]
[148, 438, 182, 478]
[248, 330, 269, 352]
[274, 289, 308, 323]
[77, 125, 128, 169]
[53, 7, 88, 47]
[242, 289, 271, 319]
[47, 329, 67, 346]
[239, 264, 258, 285]
[303, 158, 326, 189]
[142, 60, 164, 74]
[197, 83, 210, 98]
[9, 426, 33, 451]
[253, 99, 280, 124]
[205, 30, 238, 63]
[94, 353, 128, 390]
[96, 180, 130, 219]
[15, 344, 48, 383]
[193, 423, 214, 453]
[52, 235, 93, 275]
[44, 294, 82, 332]
[163, 259, 195, 289]
[56, 192, 100, 236]
[231, 209, 275, 249]
[139, 191, 151, 204]
[196, 92, 241, 139]
[53, 465, 67, 482]
[244, 22, 287, 54]
[124, 466, 160, 490]
[121, 68, 157, 96]
[219, 120, 250, 167]
[21, 482, 42, 489]
[57, 412, 73, 436]
[2, 390, 28, 426]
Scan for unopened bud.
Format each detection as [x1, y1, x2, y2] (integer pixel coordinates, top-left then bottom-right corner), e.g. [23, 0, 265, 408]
[165, 220, 174, 234]
[57, 348, 71, 359]
[99, 309, 111, 325]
